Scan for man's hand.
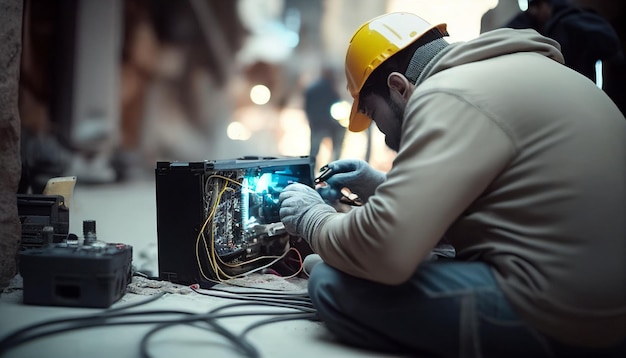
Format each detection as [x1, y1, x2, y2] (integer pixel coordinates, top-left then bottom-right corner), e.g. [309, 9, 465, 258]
[316, 159, 386, 204]
[279, 183, 336, 243]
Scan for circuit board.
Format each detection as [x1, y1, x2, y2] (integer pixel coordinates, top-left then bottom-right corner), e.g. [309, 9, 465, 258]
[201, 167, 302, 277]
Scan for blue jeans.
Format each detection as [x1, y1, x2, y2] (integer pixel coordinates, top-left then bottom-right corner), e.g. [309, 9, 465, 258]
[308, 260, 625, 358]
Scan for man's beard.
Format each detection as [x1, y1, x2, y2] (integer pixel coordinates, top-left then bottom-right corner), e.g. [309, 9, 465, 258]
[384, 96, 404, 152]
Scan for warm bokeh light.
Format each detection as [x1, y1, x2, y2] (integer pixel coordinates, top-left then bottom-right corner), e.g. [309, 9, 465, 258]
[238, 0, 511, 172]
[249, 84, 271, 105]
[330, 100, 351, 128]
[227, 121, 252, 141]
[277, 107, 309, 157]
[387, 0, 498, 42]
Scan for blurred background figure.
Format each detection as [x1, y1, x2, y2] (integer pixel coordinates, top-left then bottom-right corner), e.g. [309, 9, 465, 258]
[304, 66, 346, 168]
[13, 0, 626, 196]
[502, 0, 625, 114]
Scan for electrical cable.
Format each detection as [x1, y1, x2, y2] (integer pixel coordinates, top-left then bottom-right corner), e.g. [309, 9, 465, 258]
[138, 308, 316, 358]
[139, 319, 259, 358]
[1, 316, 185, 355]
[238, 312, 318, 339]
[199, 176, 258, 281]
[3, 174, 317, 356]
[196, 281, 311, 302]
[198, 173, 305, 283]
[0, 293, 167, 350]
[207, 301, 317, 315]
[199, 276, 309, 294]
[0, 285, 319, 358]
[223, 246, 292, 278]
[195, 182, 230, 280]
[105, 292, 167, 314]
[0, 307, 314, 357]
[190, 286, 315, 310]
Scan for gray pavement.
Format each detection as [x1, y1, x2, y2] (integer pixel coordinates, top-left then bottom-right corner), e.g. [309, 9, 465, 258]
[69, 176, 160, 276]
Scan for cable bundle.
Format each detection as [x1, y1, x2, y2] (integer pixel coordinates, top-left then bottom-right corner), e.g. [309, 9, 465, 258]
[0, 285, 318, 358]
[196, 174, 305, 283]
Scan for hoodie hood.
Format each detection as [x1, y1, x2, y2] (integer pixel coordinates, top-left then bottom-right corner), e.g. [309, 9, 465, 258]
[416, 28, 564, 86]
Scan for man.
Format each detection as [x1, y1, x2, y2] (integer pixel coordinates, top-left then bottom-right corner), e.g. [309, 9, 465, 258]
[505, 0, 625, 114]
[304, 66, 346, 167]
[279, 12, 626, 358]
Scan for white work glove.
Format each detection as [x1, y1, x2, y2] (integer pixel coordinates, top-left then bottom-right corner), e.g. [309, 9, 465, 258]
[279, 183, 336, 243]
[316, 159, 386, 204]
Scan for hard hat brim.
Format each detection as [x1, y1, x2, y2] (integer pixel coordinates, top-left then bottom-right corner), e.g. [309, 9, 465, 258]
[348, 97, 372, 132]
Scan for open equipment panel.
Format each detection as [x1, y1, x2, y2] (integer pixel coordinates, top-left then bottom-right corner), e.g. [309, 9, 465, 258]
[155, 157, 314, 287]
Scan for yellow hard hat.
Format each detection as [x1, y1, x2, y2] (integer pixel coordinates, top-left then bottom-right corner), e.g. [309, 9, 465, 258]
[345, 12, 447, 132]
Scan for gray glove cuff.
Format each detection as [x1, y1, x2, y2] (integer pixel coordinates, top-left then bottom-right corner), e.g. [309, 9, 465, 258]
[297, 203, 336, 245]
[355, 168, 386, 201]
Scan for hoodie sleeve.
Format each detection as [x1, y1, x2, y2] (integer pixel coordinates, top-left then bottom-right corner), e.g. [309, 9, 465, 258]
[308, 91, 516, 285]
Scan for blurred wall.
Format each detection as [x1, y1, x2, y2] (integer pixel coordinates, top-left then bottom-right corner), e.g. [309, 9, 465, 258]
[23, 0, 622, 184]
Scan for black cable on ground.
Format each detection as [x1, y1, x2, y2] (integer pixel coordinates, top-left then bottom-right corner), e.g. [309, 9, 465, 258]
[138, 319, 260, 358]
[0, 289, 319, 357]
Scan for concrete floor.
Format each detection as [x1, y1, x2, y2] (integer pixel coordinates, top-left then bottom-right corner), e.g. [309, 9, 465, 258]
[1, 173, 405, 358]
[68, 176, 161, 277]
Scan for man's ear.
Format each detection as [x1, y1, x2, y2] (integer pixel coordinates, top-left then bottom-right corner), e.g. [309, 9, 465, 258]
[387, 72, 413, 100]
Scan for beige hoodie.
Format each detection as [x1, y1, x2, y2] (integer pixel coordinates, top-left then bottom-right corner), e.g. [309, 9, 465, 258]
[310, 28, 626, 347]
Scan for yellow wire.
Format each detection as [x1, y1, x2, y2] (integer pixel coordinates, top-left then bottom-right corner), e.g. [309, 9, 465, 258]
[218, 252, 286, 268]
[196, 173, 298, 282]
[210, 195, 237, 281]
[203, 174, 244, 280]
[195, 179, 233, 281]
[206, 174, 242, 187]
[206, 174, 251, 280]
[209, 186, 234, 280]
[208, 176, 247, 281]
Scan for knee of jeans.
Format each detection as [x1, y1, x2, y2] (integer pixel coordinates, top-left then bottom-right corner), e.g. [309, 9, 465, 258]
[307, 263, 341, 306]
